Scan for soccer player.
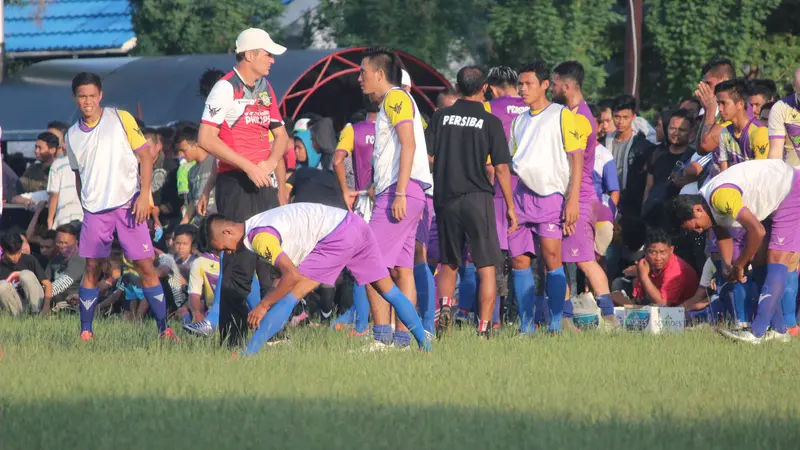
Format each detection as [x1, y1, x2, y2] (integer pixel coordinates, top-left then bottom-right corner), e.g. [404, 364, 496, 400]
[747, 79, 777, 119]
[767, 66, 800, 164]
[665, 159, 800, 343]
[426, 65, 517, 338]
[695, 57, 739, 154]
[507, 60, 585, 334]
[206, 203, 432, 355]
[551, 61, 618, 328]
[358, 47, 434, 349]
[715, 79, 770, 169]
[65, 72, 176, 341]
[333, 95, 377, 213]
[589, 103, 620, 270]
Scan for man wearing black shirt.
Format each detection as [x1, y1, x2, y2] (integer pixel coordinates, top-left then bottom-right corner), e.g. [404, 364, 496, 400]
[426, 66, 518, 338]
[287, 166, 347, 209]
[0, 233, 46, 315]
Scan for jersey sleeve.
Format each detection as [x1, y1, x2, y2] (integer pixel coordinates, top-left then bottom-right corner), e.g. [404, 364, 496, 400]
[752, 126, 770, 159]
[561, 109, 586, 153]
[483, 101, 492, 113]
[187, 258, 204, 296]
[336, 124, 355, 154]
[717, 130, 733, 162]
[508, 116, 520, 156]
[117, 110, 148, 152]
[251, 232, 285, 265]
[383, 90, 415, 127]
[602, 160, 620, 192]
[46, 163, 61, 194]
[768, 101, 789, 139]
[710, 186, 745, 220]
[488, 116, 511, 166]
[201, 80, 233, 127]
[267, 83, 284, 130]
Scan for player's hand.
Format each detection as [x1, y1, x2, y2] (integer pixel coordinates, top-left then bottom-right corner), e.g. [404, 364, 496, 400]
[507, 207, 519, 234]
[133, 194, 150, 224]
[636, 258, 651, 278]
[245, 163, 271, 188]
[257, 159, 278, 176]
[622, 265, 637, 277]
[563, 198, 579, 236]
[727, 263, 747, 284]
[197, 193, 209, 216]
[392, 195, 407, 221]
[343, 189, 358, 211]
[695, 82, 716, 115]
[248, 303, 270, 330]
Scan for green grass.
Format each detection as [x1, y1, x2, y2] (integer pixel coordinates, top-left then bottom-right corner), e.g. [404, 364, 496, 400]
[2, 316, 800, 450]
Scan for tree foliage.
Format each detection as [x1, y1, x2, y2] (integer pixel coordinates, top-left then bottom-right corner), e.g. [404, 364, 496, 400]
[129, 0, 285, 56]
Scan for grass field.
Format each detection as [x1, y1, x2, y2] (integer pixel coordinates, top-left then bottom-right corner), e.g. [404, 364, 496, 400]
[2, 316, 800, 450]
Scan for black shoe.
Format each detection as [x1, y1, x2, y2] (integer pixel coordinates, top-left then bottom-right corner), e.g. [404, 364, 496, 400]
[437, 305, 454, 338]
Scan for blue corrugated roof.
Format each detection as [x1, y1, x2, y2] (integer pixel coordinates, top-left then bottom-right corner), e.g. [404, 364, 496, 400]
[5, 0, 135, 53]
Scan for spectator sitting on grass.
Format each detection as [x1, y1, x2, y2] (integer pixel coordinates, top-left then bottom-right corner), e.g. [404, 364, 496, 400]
[41, 224, 86, 315]
[0, 233, 46, 315]
[612, 228, 698, 307]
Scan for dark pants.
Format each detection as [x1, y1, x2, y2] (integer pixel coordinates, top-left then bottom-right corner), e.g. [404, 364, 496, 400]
[215, 170, 280, 222]
[218, 249, 276, 349]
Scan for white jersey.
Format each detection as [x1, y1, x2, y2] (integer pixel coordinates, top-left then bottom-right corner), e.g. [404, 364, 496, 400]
[243, 203, 348, 266]
[372, 87, 433, 195]
[47, 155, 84, 227]
[700, 160, 794, 228]
[65, 108, 142, 212]
[510, 103, 570, 196]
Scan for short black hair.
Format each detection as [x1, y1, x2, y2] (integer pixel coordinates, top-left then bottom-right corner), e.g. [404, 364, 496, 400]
[645, 228, 673, 247]
[173, 224, 197, 244]
[0, 233, 24, 254]
[664, 195, 706, 233]
[456, 65, 486, 97]
[199, 68, 226, 98]
[553, 61, 585, 87]
[55, 223, 80, 238]
[587, 103, 601, 122]
[363, 47, 402, 86]
[174, 123, 199, 146]
[36, 132, 60, 150]
[715, 78, 749, 104]
[46, 121, 68, 135]
[669, 108, 696, 129]
[142, 127, 160, 141]
[436, 88, 459, 108]
[71, 72, 102, 95]
[612, 94, 638, 114]
[598, 99, 614, 113]
[205, 214, 237, 242]
[748, 79, 778, 101]
[41, 230, 57, 241]
[486, 66, 519, 88]
[701, 57, 736, 80]
[518, 60, 550, 84]
[679, 97, 701, 110]
[235, 52, 246, 63]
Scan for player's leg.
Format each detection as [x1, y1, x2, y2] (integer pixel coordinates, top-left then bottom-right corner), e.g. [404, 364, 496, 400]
[371, 277, 431, 351]
[464, 192, 503, 336]
[539, 236, 566, 333]
[218, 250, 260, 348]
[781, 254, 800, 336]
[76, 206, 117, 338]
[747, 249, 792, 339]
[509, 232, 535, 334]
[435, 200, 466, 336]
[392, 266, 418, 347]
[414, 197, 436, 334]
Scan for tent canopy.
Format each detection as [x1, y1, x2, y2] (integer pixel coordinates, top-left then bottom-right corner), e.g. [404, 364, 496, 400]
[0, 49, 451, 141]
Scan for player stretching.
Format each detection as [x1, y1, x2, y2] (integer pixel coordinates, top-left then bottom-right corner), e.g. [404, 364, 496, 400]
[507, 60, 585, 334]
[66, 72, 176, 340]
[206, 203, 432, 355]
[666, 160, 800, 343]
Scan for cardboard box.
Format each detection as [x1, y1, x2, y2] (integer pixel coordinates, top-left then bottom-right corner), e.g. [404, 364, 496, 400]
[614, 306, 685, 334]
[572, 293, 600, 329]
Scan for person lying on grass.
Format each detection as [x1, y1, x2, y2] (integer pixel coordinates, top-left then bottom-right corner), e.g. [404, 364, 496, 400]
[206, 202, 432, 355]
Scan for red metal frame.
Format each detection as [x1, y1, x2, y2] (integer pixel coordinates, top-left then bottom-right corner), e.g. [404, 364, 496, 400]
[279, 47, 451, 120]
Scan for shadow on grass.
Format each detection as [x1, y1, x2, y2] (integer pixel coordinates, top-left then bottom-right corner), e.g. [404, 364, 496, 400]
[1, 396, 798, 450]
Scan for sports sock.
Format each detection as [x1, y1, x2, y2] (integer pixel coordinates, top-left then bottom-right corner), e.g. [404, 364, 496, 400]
[78, 286, 99, 333]
[245, 275, 262, 310]
[207, 253, 224, 329]
[332, 304, 356, 328]
[751, 264, 789, 338]
[533, 296, 548, 325]
[318, 285, 335, 323]
[353, 284, 370, 333]
[493, 296, 501, 325]
[414, 263, 436, 334]
[244, 294, 299, 356]
[142, 285, 168, 334]
[372, 324, 393, 345]
[780, 270, 799, 328]
[380, 286, 431, 350]
[393, 330, 411, 347]
[546, 266, 568, 333]
[512, 268, 535, 333]
[457, 264, 477, 314]
[596, 293, 614, 317]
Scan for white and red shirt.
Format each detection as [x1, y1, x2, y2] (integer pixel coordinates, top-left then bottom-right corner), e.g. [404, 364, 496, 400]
[201, 68, 283, 174]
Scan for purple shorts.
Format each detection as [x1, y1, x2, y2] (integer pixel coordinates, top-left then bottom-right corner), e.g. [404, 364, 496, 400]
[428, 220, 440, 261]
[768, 169, 800, 252]
[298, 213, 390, 285]
[370, 181, 426, 268]
[494, 195, 509, 251]
[415, 196, 434, 246]
[562, 197, 598, 263]
[79, 197, 154, 261]
[597, 202, 614, 223]
[507, 184, 564, 258]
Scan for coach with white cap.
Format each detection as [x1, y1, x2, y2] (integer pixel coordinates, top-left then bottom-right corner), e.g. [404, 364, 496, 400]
[195, 28, 290, 347]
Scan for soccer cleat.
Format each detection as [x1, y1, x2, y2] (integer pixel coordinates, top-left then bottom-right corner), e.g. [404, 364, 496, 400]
[391, 343, 412, 351]
[732, 321, 751, 331]
[788, 326, 799, 338]
[334, 322, 353, 331]
[80, 330, 94, 341]
[266, 328, 291, 347]
[766, 330, 792, 343]
[718, 327, 765, 344]
[437, 305, 454, 338]
[161, 328, 181, 342]
[478, 330, 490, 340]
[360, 340, 394, 353]
[183, 320, 213, 337]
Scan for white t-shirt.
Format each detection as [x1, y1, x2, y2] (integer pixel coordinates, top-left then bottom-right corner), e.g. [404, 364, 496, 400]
[47, 156, 84, 227]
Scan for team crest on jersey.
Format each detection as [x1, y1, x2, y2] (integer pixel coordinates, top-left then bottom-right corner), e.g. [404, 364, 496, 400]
[207, 105, 222, 117]
[389, 102, 403, 115]
[258, 91, 272, 106]
[569, 130, 583, 141]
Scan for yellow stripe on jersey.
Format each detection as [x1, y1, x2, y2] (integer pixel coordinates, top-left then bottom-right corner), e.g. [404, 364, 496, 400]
[710, 187, 745, 219]
[561, 108, 585, 153]
[384, 89, 415, 127]
[251, 232, 284, 265]
[752, 126, 769, 159]
[336, 124, 355, 154]
[118, 110, 148, 151]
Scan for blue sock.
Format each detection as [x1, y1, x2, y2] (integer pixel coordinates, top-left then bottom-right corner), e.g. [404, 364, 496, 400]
[372, 324, 393, 345]
[563, 299, 574, 319]
[458, 264, 477, 314]
[781, 270, 798, 328]
[512, 268, 535, 333]
[709, 295, 725, 322]
[244, 293, 299, 356]
[353, 284, 370, 333]
[142, 285, 168, 334]
[731, 283, 748, 324]
[751, 264, 789, 338]
[332, 304, 356, 328]
[770, 302, 788, 335]
[493, 296, 501, 325]
[207, 252, 224, 330]
[78, 286, 99, 333]
[380, 286, 431, 351]
[533, 296, 548, 326]
[393, 330, 411, 347]
[546, 266, 568, 333]
[596, 294, 614, 316]
[745, 279, 759, 323]
[245, 275, 262, 310]
[414, 263, 436, 334]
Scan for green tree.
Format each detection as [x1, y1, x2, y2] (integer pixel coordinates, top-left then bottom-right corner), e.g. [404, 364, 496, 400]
[129, 0, 285, 56]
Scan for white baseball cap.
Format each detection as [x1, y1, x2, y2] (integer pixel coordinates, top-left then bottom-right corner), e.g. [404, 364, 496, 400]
[235, 28, 286, 55]
[401, 69, 412, 87]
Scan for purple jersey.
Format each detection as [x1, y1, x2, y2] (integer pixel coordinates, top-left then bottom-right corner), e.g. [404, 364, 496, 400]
[351, 120, 376, 191]
[485, 96, 529, 141]
[572, 100, 598, 201]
